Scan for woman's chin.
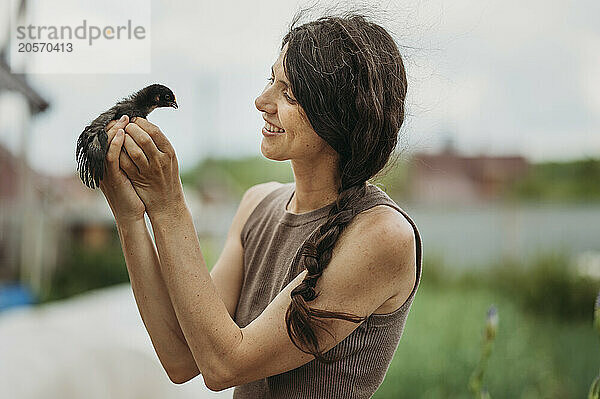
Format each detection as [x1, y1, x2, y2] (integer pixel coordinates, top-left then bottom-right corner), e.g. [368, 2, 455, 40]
[260, 142, 288, 161]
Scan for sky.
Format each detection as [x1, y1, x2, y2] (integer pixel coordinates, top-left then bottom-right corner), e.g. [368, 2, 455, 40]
[0, 0, 599, 176]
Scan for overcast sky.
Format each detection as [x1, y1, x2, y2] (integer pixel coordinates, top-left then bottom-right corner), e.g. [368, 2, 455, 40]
[0, 0, 598, 176]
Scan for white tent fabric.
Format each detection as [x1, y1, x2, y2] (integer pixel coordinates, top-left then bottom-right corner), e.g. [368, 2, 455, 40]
[0, 284, 233, 399]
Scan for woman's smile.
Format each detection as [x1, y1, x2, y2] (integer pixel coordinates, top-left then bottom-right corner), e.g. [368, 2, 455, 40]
[262, 121, 286, 137]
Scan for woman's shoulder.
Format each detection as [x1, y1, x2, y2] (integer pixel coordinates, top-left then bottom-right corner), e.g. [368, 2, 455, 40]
[235, 181, 288, 235]
[240, 181, 286, 212]
[349, 204, 416, 253]
[357, 184, 419, 247]
[339, 203, 418, 314]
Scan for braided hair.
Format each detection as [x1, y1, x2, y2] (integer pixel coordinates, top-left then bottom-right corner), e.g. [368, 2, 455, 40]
[281, 13, 408, 362]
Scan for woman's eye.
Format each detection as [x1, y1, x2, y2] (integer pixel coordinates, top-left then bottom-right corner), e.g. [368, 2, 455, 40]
[266, 76, 294, 103]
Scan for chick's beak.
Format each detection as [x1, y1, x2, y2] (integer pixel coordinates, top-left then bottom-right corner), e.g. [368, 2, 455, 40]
[169, 100, 178, 109]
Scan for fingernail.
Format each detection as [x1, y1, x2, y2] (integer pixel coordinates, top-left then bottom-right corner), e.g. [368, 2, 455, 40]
[119, 115, 127, 122]
[117, 128, 124, 136]
[130, 117, 137, 122]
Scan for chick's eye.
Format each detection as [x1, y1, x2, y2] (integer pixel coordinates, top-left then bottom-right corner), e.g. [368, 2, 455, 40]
[165, 94, 171, 100]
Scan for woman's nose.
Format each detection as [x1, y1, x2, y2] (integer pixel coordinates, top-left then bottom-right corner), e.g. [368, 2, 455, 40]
[255, 88, 276, 114]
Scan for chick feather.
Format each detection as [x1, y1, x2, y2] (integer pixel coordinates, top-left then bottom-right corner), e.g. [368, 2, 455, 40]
[76, 84, 177, 189]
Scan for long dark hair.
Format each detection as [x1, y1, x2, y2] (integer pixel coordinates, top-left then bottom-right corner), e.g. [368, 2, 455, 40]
[282, 12, 408, 362]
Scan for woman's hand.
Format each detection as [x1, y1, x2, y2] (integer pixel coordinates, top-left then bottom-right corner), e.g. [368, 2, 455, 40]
[99, 115, 146, 224]
[118, 117, 186, 220]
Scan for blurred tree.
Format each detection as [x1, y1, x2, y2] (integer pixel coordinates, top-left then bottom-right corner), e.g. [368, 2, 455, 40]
[506, 157, 600, 202]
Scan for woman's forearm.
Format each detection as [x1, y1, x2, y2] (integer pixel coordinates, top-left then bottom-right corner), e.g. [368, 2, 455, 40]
[147, 201, 243, 387]
[115, 216, 200, 383]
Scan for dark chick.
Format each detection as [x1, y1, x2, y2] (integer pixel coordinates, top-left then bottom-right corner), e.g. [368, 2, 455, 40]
[76, 84, 178, 189]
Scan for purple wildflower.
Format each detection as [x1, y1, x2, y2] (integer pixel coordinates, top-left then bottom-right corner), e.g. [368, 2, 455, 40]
[485, 305, 498, 341]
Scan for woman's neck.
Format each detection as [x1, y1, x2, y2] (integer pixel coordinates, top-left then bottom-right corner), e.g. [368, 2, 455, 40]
[288, 156, 340, 214]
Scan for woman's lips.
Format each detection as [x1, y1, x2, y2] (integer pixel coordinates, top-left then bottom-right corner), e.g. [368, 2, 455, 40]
[262, 122, 286, 137]
[262, 126, 286, 137]
[264, 121, 285, 132]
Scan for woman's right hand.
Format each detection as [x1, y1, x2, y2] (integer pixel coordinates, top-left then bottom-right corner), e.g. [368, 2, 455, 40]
[99, 115, 146, 224]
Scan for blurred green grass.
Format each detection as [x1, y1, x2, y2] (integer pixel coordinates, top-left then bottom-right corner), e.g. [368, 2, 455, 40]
[374, 278, 599, 398]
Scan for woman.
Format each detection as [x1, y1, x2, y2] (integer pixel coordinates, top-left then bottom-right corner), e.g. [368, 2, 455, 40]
[100, 13, 423, 398]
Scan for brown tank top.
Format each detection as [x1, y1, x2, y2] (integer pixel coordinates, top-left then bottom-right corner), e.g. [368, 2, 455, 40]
[233, 182, 423, 399]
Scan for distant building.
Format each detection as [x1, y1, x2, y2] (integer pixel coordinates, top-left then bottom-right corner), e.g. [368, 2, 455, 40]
[408, 147, 530, 205]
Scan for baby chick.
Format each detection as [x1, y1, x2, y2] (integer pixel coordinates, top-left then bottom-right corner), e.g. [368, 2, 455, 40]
[76, 84, 178, 189]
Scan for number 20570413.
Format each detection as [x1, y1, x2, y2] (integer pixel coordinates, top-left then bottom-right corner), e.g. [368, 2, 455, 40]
[18, 42, 73, 52]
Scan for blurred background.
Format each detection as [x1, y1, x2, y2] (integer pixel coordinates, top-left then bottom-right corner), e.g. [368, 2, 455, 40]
[1, 0, 599, 398]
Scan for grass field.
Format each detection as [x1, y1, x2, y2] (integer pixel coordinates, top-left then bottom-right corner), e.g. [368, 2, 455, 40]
[374, 281, 600, 398]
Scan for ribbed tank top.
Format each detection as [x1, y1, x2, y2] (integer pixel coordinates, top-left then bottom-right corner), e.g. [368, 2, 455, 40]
[233, 182, 423, 399]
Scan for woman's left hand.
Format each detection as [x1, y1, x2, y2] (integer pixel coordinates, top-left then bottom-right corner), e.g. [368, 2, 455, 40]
[120, 117, 186, 219]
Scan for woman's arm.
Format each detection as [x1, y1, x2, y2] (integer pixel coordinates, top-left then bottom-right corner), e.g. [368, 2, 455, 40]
[119, 118, 417, 390]
[148, 200, 415, 390]
[100, 117, 198, 383]
[116, 181, 280, 384]
[116, 218, 200, 383]
[104, 114, 281, 383]
[147, 202, 244, 389]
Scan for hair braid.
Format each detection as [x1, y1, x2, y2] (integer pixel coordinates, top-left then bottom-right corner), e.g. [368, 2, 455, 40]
[286, 183, 368, 361]
[281, 11, 408, 362]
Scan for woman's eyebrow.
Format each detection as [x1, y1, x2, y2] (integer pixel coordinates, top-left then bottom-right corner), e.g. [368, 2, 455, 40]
[271, 65, 289, 87]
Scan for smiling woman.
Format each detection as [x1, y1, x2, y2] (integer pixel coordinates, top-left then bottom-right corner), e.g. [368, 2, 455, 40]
[97, 9, 423, 399]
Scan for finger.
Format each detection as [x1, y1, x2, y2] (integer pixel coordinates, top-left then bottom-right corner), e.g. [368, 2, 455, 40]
[123, 134, 149, 171]
[105, 115, 129, 136]
[124, 122, 161, 159]
[119, 147, 140, 177]
[105, 120, 117, 133]
[106, 122, 121, 148]
[106, 128, 125, 173]
[132, 117, 174, 154]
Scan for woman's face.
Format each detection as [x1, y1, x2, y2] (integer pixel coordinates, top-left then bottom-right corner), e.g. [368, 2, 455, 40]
[255, 43, 337, 162]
